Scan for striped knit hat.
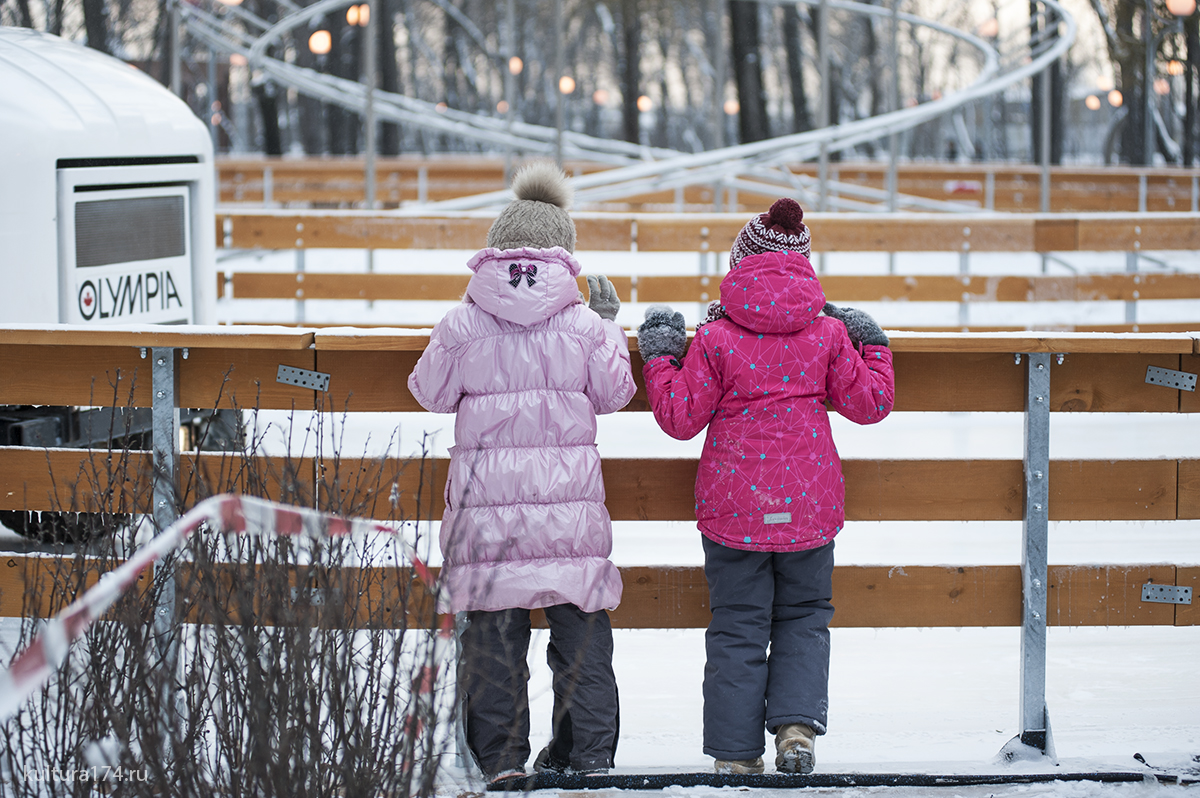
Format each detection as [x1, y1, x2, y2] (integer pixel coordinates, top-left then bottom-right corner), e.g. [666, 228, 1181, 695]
[729, 197, 811, 268]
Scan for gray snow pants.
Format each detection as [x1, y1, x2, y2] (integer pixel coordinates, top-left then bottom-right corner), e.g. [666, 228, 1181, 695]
[701, 536, 835, 761]
[459, 604, 619, 776]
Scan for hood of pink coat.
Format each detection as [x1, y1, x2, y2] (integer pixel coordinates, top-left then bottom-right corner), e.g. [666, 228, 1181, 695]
[465, 246, 582, 326]
[719, 250, 826, 334]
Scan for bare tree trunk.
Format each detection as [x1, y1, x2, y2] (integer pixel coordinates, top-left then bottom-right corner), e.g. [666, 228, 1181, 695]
[15, 0, 34, 28]
[1029, 2, 1064, 165]
[783, 5, 812, 133]
[619, 0, 640, 144]
[1185, 12, 1198, 165]
[293, 24, 326, 154]
[51, 0, 63, 34]
[729, 0, 768, 142]
[83, 0, 110, 53]
[377, 0, 401, 155]
[443, 5, 462, 112]
[1112, 3, 1145, 164]
[154, 0, 171, 86]
[327, 17, 359, 154]
[253, 81, 284, 155]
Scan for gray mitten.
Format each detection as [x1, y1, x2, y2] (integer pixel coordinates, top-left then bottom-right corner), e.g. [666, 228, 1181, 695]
[637, 305, 687, 363]
[587, 274, 620, 321]
[822, 303, 889, 347]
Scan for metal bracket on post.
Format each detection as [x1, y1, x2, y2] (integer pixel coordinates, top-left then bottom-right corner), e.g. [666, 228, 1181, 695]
[151, 347, 181, 759]
[1001, 351, 1055, 762]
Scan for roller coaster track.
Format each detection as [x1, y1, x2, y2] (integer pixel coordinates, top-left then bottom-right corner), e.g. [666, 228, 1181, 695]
[182, 0, 1075, 212]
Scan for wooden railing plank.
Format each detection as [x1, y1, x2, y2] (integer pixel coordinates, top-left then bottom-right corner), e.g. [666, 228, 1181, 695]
[0, 556, 151, 621]
[1048, 564, 1179, 626]
[218, 210, 1200, 253]
[0, 326, 314, 350]
[318, 350, 423, 412]
[179, 348, 318, 411]
[0, 558, 1185, 628]
[232, 273, 633, 303]
[892, 352, 1025, 412]
[216, 159, 1200, 215]
[221, 271, 1200, 305]
[0, 448, 151, 513]
[1051, 353, 1185, 412]
[1178, 459, 1200, 520]
[227, 213, 495, 250]
[7, 452, 1192, 523]
[1177, 567, 1199, 626]
[1050, 460, 1178, 520]
[0, 344, 149, 407]
[886, 332, 1196, 355]
[844, 460, 1023, 520]
[832, 565, 1021, 627]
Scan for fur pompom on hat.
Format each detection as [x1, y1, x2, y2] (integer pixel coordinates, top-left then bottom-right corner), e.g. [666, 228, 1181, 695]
[729, 197, 811, 268]
[486, 161, 577, 253]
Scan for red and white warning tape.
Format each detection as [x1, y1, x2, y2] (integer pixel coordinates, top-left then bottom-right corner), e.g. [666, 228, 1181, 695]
[0, 494, 454, 722]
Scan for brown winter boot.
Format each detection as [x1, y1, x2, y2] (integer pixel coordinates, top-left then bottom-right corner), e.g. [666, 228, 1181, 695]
[775, 723, 816, 774]
[713, 756, 764, 775]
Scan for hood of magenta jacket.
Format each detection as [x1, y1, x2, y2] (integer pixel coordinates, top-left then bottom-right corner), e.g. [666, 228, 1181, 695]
[720, 250, 826, 334]
[466, 246, 582, 326]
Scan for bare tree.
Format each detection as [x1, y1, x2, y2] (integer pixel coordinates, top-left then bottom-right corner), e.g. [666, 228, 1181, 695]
[730, 0, 768, 142]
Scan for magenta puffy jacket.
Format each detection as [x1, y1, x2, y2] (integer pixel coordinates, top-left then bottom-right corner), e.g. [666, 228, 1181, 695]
[643, 250, 895, 552]
[408, 246, 636, 613]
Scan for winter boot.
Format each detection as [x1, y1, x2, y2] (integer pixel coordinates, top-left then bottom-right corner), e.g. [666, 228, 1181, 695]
[714, 757, 764, 775]
[533, 746, 570, 774]
[774, 723, 816, 774]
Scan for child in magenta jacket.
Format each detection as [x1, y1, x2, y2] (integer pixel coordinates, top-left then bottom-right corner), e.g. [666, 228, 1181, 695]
[637, 198, 895, 775]
[408, 162, 636, 783]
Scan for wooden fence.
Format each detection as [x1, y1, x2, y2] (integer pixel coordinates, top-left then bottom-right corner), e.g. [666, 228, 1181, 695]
[1, 325, 1197, 751]
[215, 211, 1200, 333]
[216, 157, 1200, 214]
[0, 326, 1196, 628]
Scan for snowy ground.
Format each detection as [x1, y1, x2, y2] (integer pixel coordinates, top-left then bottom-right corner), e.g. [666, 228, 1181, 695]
[5, 245, 1199, 795]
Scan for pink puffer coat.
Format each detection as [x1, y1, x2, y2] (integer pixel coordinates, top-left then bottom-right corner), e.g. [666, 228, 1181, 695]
[643, 250, 894, 552]
[408, 246, 636, 613]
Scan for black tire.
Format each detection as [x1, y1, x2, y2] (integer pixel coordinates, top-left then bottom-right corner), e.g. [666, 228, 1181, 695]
[0, 510, 129, 545]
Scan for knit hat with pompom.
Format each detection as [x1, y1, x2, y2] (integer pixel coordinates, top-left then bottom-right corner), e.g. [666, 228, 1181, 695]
[728, 197, 811, 268]
[486, 161, 577, 253]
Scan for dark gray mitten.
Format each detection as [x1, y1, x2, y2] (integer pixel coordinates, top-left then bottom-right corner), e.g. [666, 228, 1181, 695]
[637, 305, 687, 363]
[822, 303, 889, 347]
[586, 274, 620, 321]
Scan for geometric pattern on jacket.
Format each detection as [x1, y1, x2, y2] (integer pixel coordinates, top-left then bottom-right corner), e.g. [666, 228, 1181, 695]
[408, 246, 636, 613]
[643, 249, 895, 552]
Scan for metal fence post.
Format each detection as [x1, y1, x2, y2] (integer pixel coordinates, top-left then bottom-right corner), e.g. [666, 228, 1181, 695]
[151, 347, 181, 756]
[1017, 351, 1053, 757]
[1125, 250, 1139, 326]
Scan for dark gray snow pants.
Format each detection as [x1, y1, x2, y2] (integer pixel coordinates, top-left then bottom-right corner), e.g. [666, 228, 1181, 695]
[701, 536, 835, 761]
[459, 604, 619, 776]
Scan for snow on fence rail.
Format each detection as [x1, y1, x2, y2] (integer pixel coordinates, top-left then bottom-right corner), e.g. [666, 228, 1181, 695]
[0, 325, 1197, 752]
[214, 211, 1200, 332]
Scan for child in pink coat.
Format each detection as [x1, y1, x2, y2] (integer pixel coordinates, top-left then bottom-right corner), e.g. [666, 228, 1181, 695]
[637, 198, 895, 775]
[409, 162, 636, 783]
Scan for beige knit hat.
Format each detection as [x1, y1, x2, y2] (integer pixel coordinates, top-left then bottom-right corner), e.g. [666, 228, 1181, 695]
[486, 161, 577, 253]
